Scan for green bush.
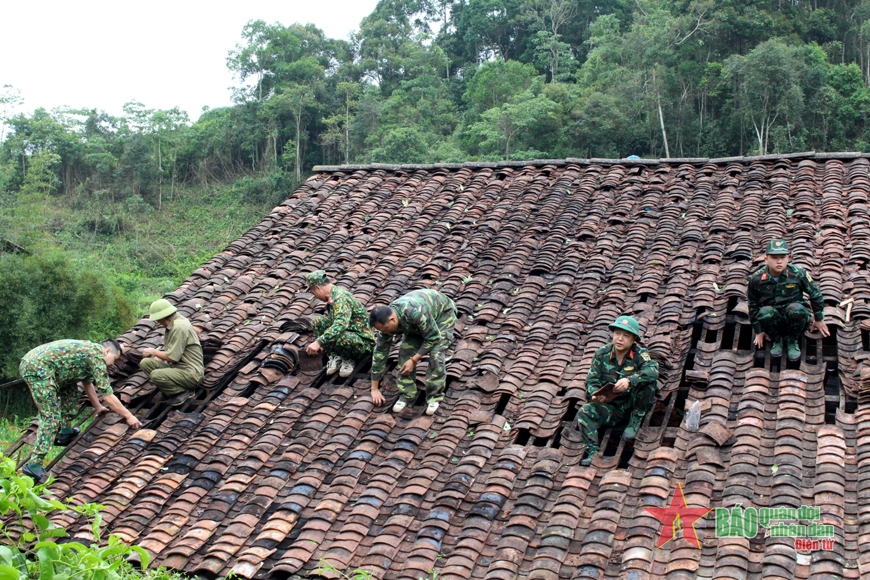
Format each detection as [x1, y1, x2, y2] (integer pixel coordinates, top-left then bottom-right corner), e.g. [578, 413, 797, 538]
[0, 453, 183, 580]
[228, 172, 285, 206]
[0, 251, 135, 381]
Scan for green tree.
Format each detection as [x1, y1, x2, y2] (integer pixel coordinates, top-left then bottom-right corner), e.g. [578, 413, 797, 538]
[451, 0, 528, 64]
[723, 39, 806, 154]
[521, 0, 578, 82]
[468, 90, 559, 159]
[463, 60, 540, 113]
[268, 84, 321, 183]
[0, 252, 134, 380]
[0, 85, 23, 143]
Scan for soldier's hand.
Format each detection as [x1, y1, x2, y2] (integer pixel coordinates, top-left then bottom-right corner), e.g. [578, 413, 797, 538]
[811, 320, 831, 338]
[306, 341, 322, 356]
[613, 378, 631, 393]
[142, 348, 158, 358]
[591, 394, 605, 404]
[94, 405, 109, 415]
[371, 388, 385, 406]
[753, 332, 766, 348]
[126, 416, 143, 429]
[399, 359, 417, 376]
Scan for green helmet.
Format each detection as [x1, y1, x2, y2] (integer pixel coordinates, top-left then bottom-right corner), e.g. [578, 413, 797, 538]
[609, 315, 641, 340]
[149, 299, 177, 321]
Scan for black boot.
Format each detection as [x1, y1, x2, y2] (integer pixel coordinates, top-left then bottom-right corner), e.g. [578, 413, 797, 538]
[22, 463, 47, 483]
[622, 414, 643, 442]
[580, 446, 599, 467]
[54, 427, 80, 446]
[167, 390, 195, 407]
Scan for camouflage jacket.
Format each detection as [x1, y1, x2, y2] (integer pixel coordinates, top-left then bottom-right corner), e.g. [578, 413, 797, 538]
[319, 286, 374, 345]
[371, 289, 456, 380]
[585, 343, 659, 405]
[19, 340, 113, 396]
[747, 264, 825, 332]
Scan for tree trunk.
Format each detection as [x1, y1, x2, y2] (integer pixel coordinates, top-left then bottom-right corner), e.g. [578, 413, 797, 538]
[295, 112, 302, 184]
[653, 69, 670, 158]
[345, 99, 350, 164]
[157, 136, 162, 210]
[171, 148, 177, 202]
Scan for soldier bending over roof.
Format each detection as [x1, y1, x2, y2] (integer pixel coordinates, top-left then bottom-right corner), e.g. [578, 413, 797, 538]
[369, 289, 458, 416]
[19, 339, 142, 482]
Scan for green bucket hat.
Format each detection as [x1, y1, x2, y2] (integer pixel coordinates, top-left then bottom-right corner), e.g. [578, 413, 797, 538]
[305, 270, 329, 291]
[609, 315, 641, 341]
[765, 239, 789, 255]
[149, 299, 177, 321]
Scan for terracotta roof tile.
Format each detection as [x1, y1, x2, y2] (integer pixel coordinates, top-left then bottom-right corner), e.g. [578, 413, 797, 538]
[11, 155, 870, 577]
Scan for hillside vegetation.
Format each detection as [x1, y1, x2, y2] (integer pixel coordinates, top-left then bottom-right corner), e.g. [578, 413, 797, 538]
[2, 0, 870, 397]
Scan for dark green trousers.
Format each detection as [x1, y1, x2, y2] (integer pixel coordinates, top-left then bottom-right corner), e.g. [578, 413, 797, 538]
[576, 382, 655, 450]
[757, 303, 812, 341]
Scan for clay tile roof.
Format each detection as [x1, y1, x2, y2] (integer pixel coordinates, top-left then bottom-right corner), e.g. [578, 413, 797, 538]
[10, 153, 870, 578]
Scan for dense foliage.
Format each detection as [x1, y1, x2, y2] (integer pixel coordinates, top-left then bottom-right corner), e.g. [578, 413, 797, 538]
[4, 1, 870, 206]
[0, 252, 134, 380]
[0, 454, 183, 580]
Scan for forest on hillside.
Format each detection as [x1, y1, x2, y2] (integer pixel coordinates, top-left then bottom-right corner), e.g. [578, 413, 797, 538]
[2, 0, 870, 388]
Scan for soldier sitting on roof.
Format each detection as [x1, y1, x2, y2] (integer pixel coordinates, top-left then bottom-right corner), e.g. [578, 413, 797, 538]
[140, 299, 204, 407]
[19, 339, 142, 482]
[577, 315, 659, 466]
[304, 270, 375, 378]
[369, 288, 458, 416]
[748, 239, 829, 361]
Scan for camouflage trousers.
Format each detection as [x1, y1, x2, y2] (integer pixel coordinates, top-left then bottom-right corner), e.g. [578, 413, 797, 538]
[757, 303, 813, 341]
[313, 316, 375, 362]
[576, 382, 656, 451]
[140, 358, 201, 396]
[22, 374, 80, 465]
[397, 309, 457, 404]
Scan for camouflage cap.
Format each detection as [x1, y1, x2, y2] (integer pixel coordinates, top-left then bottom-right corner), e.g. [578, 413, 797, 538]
[765, 239, 789, 255]
[305, 270, 329, 290]
[609, 315, 642, 341]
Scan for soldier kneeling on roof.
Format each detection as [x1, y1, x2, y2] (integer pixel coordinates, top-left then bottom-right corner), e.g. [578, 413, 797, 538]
[577, 315, 659, 466]
[304, 270, 375, 378]
[748, 239, 829, 361]
[140, 299, 204, 407]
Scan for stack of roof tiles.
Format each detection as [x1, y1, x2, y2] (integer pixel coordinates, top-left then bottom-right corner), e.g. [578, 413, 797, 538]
[12, 153, 870, 579]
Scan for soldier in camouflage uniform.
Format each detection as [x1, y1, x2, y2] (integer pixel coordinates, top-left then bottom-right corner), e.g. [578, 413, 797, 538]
[305, 270, 375, 378]
[748, 239, 829, 361]
[577, 316, 659, 466]
[369, 289, 458, 416]
[19, 339, 142, 482]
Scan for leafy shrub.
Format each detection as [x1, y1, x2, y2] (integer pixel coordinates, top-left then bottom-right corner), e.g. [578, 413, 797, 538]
[228, 172, 285, 206]
[0, 251, 135, 381]
[0, 454, 183, 580]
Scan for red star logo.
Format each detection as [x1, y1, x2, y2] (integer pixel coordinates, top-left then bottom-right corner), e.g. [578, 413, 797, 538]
[644, 482, 712, 548]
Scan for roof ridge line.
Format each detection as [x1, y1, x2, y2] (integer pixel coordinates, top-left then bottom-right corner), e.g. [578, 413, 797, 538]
[311, 151, 870, 173]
